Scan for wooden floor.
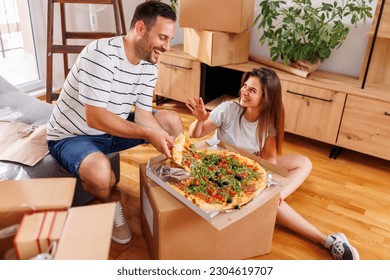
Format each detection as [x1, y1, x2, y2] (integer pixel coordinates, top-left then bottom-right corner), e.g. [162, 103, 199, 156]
[109, 100, 390, 260]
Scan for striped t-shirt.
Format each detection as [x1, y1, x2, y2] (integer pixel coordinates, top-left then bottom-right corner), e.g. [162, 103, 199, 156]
[46, 36, 158, 141]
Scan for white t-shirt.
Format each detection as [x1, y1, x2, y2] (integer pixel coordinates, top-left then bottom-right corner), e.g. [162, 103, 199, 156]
[209, 101, 275, 155]
[47, 36, 157, 141]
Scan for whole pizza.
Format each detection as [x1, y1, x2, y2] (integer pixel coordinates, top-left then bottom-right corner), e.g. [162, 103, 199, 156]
[166, 133, 267, 212]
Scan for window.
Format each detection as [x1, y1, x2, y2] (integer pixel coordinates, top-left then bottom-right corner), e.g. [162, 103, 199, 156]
[0, 0, 45, 94]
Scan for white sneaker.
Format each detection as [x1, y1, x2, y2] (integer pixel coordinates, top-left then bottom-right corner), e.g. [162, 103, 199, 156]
[112, 202, 132, 244]
[325, 233, 359, 260]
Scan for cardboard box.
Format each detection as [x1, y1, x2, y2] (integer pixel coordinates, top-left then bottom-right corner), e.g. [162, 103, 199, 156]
[184, 28, 250, 66]
[0, 178, 75, 258]
[179, 0, 255, 33]
[54, 203, 115, 260]
[13, 211, 46, 260]
[0, 178, 115, 260]
[141, 140, 286, 259]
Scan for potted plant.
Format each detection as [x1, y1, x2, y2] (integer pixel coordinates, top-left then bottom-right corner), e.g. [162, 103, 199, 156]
[254, 0, 374, 72]
[169, 0, 178, 14]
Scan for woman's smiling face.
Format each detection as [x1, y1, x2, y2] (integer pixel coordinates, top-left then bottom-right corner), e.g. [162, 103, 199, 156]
[239, 76, 263, 109]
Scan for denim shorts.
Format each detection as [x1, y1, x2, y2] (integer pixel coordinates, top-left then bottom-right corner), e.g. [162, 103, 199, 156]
[47, 112, 149, 177]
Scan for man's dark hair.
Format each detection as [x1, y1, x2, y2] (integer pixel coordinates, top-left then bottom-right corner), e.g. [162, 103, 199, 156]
[130, 0, 176, 30]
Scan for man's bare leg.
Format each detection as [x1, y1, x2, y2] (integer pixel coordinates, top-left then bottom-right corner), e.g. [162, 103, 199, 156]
[78, 152, 131, 245]
[154, 110, 184, 138]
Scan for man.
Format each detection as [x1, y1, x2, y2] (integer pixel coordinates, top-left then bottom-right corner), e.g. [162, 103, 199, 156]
[46, 1, 182, 244]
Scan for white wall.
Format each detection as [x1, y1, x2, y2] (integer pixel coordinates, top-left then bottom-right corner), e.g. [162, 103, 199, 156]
[49, 0, 184, 88]
[249, 0, 378, 77]
[48, 0, 377, 86]
[116, 0, 184, 46]
[165, 0, 377, 78]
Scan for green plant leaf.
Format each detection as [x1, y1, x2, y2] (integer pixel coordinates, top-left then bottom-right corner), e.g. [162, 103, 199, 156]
[254, 0, 373, 64]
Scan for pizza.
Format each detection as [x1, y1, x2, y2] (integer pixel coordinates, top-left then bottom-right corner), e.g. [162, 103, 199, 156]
[171, 132, 189, 171]
[166, 133, 267, 212]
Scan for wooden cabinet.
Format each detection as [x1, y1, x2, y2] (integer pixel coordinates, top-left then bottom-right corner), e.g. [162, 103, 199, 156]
[281, 81, 346, 144]
[155, 46, 201, 103]
[336, 0, 390, 161]
[337, 95, 390, 160]
[361, 0, 390, 91]
[155, 35, 390, 160]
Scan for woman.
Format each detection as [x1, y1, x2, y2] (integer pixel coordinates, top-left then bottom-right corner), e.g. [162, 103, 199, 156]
[186, 67, 358, 260]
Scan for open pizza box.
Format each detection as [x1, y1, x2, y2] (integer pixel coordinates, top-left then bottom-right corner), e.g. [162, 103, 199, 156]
[142, 138, 290, 259]
[0, 178, 115, 260]
[145, 139, 286, 231]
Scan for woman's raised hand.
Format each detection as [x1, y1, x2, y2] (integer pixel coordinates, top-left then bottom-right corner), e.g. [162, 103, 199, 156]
[185, 97, 210, 122]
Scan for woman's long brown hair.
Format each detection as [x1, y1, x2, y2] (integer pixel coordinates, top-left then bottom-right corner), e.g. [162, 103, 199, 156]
[239, 67, 285, 155]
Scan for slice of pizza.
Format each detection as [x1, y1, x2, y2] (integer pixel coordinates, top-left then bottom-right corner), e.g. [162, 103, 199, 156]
[172, 132, 187, 166]
[170, 133, 200, 172]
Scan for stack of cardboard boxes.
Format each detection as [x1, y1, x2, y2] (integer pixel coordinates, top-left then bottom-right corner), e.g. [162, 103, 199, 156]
[180, 0, 254, 66]
[0, 178, 115, 260]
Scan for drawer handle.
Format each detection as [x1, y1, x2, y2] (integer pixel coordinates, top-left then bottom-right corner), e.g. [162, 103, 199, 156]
[385, 112, 390, 116]
[286, 90, 333, 102]
[160, 61, 192, 70]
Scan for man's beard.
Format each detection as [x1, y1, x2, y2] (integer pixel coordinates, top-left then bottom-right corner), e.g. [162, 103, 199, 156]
[136, 33, 159, 64]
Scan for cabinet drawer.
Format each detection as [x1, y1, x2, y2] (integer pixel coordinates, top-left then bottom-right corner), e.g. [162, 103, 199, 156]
[337, 95, 390, 160]
[155, 54, 201, 103]
[281, 81, 346, 144]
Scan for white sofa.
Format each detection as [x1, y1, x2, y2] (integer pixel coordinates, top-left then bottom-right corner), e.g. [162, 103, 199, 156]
[0, 75, 120, 206]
